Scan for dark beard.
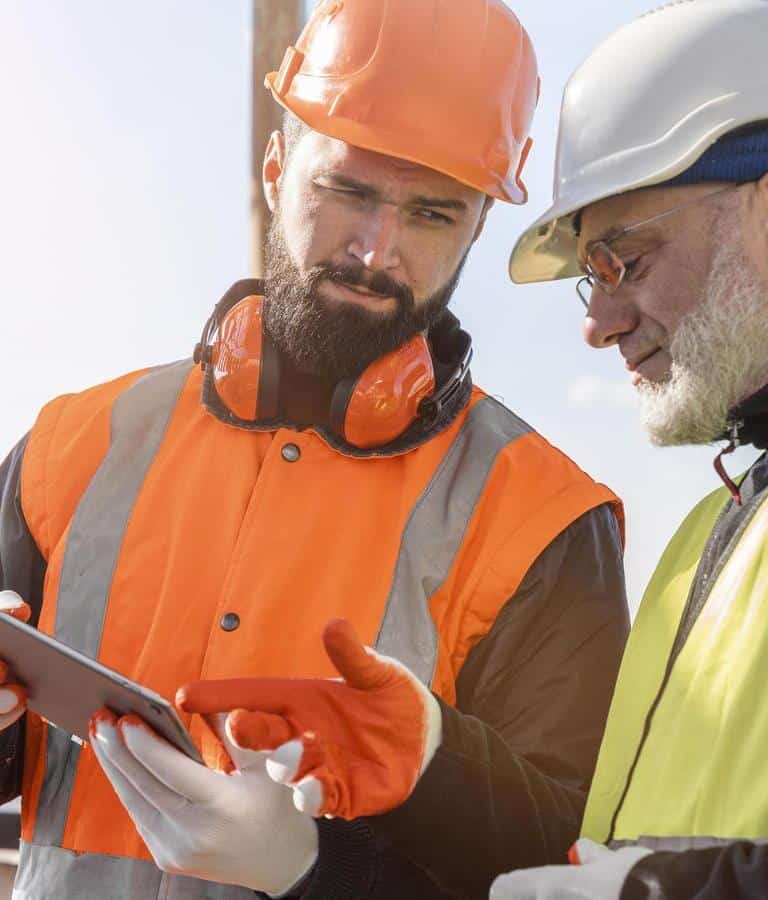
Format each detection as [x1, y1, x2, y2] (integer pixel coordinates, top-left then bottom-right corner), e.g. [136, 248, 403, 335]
[263, 211, 468, 382]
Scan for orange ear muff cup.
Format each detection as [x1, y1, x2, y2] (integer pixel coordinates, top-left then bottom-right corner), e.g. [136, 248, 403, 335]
[211, 295, 279, 421]
[331, 335, 436, 449]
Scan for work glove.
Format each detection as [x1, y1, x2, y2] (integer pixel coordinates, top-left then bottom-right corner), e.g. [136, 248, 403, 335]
[178, 618, 443, 820]
[0, 590, 31, 732]
[89, 708, 318, 897]
[490, 838, 653, 900]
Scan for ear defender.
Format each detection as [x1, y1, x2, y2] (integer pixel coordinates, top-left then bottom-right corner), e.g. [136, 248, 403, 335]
[196, 292, 280, 422]
[196, 284, 470, 449]
[329, 336, 436, 449]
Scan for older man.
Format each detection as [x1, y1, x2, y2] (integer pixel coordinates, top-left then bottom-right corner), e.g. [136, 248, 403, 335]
[0, 1, 629, 898]
[494, 1, 768, 898]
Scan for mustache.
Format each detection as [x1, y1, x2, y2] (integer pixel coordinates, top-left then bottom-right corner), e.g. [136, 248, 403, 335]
[307, 262, 415, 312]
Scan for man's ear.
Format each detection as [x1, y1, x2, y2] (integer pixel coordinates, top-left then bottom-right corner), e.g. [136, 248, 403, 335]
[263, 131, 287, 214]
[743, 172, 768, 283]
[756, 170, 768, 218]
[471, 197, 495, 244]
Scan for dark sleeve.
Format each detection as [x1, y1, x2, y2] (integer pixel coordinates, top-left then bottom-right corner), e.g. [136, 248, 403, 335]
[0, 435, 47, 804]
[299, 503, 629, 900]
[622, 843, 768, 900]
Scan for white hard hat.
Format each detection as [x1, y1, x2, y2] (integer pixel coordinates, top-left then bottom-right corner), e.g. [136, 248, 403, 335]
[509, 0, 768, 285]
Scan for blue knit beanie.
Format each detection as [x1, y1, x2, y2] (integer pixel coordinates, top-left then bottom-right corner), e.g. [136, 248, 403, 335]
[664, 123, 768, 186]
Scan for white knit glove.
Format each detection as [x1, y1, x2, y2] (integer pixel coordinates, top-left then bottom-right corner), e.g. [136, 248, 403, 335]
[90, 709, 318, 896]
[490, 838, 652, 900]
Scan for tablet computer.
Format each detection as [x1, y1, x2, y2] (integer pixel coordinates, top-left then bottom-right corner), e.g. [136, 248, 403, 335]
[0, 612, 203, 764]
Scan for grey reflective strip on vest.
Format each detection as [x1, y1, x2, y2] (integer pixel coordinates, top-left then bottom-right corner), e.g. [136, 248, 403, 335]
[32, 360, 192, 851]
[609, 836, 768, 852]
[14, 842, 257, 899]
[375, 396, 532, 686]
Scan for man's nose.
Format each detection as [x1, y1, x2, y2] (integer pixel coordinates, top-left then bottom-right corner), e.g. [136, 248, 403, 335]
[348, 205, 402, 271]
[582, 285, 639, 349]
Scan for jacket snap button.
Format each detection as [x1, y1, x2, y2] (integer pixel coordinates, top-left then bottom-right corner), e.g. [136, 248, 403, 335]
[281, 443, 301, 462]
[220, 613, 240, 632]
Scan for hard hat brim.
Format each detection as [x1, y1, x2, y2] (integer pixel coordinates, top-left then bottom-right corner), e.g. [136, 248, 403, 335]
[508, 108, 768, 286]
[508, 204, 583, 285]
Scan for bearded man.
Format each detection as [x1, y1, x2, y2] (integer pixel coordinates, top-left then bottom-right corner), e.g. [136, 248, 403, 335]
[0, 2, 629, 899]
[493, 1, 768, 898]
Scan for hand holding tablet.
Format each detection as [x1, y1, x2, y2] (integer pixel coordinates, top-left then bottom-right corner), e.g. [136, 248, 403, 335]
[0, 590, 202, 762]
[0, 590, 31, 732]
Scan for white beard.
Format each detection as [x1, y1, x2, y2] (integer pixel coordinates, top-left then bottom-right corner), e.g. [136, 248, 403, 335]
[638, 228, 768, 446]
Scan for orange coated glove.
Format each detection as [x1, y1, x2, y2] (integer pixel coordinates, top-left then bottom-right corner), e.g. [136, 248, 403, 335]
[0, 591, 31, 731]
[178, 619, 443, 820]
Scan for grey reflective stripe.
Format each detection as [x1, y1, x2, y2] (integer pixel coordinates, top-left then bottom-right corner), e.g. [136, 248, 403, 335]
[14, 842, 257, 899]
[54, 361, 193, 653]
[375, 396, 532, 686]
[32, 361, 192, 849]
[610, 836, 768, 852]
[30, 728, 79, 850]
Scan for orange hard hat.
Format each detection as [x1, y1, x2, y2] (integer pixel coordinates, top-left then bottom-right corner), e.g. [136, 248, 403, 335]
[265, 0, 540, 204]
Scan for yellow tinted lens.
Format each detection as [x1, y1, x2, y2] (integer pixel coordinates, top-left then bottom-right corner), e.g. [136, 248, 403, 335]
[587, 243, 625, 292]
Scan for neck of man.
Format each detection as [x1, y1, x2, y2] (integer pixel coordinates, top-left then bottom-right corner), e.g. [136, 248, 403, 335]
[278, 354, 336, 427]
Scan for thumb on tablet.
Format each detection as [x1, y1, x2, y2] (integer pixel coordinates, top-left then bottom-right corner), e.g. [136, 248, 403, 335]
[0, 684, 25, 714]
[0, 680, 26, 733]
[0, 592, 31, 731]
[0, 695, 27, 732]
[0, 591, 31, 623]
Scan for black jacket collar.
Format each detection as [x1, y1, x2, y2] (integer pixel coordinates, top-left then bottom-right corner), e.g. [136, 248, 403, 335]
[728, 383, 768, 450]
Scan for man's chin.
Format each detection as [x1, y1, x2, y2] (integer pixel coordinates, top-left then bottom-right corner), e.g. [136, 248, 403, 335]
[637, 376, 727, 447]
[632, 370, 672, 391]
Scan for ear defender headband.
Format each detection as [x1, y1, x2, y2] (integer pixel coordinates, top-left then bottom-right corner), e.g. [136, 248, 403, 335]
[194, 280, 472, 450]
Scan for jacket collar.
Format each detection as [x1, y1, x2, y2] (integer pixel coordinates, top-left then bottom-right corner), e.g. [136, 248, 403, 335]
[713, 382, 768, 505]
[727, 382, 768, 450]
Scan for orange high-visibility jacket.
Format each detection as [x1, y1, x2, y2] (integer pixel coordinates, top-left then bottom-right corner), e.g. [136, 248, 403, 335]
[16, 360, 621, 897]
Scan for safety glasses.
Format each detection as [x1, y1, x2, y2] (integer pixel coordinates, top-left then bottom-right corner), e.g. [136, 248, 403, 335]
[576, 183, 739, 309]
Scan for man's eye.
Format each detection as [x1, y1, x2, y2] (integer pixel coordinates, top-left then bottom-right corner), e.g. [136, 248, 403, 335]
[623, 257, 643, 279]
[415, 209, 453, 224]
[315, 182, 365, 199]
[332, 187, 365, 199]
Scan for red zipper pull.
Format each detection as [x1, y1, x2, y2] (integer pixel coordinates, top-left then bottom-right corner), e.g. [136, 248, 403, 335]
[713, 420, 744, 507]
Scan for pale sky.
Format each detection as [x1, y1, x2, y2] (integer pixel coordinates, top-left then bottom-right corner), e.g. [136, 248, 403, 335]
[0, 1, 759, 613]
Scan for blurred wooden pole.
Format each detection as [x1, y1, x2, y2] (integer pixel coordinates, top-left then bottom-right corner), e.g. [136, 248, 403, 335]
[251, 0, 303, 277]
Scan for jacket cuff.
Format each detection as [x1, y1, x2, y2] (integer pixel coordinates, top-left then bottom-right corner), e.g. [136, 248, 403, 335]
[620, 852, 671, 899]
[0, 718, 24, 807]
[620, 843, 762, 900]
[298, 818, 381, 899]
